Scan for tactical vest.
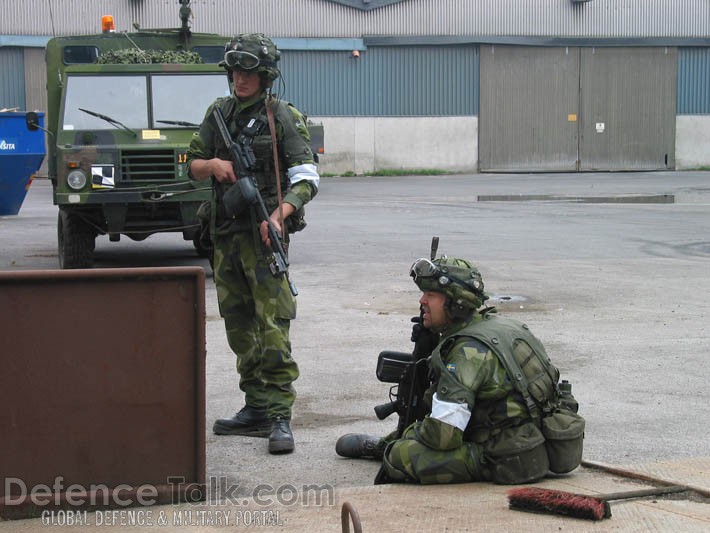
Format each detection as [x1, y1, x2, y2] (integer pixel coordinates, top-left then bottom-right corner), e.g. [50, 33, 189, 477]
[212, 95, 311, 227]
[447, 312, 585, 476]
[463, 313, 559, 414]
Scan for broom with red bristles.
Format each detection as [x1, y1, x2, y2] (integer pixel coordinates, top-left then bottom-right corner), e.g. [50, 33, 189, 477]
[507, 485, 688, 521]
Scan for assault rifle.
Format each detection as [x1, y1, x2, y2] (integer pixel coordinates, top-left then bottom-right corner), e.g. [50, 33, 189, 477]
[373, 237, 441, 438]
[212, 107, 298, 296]
[373, 314, 438, 438]
[372, 311, 439, 485]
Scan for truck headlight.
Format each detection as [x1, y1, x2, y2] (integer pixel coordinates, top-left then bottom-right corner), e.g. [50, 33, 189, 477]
[67, 170, 87, 190]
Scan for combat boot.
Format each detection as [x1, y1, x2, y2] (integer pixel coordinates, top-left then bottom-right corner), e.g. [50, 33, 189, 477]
[335, 433, 384, 460]
[268, 418, 295, 454]
[213, 406, 271, 437]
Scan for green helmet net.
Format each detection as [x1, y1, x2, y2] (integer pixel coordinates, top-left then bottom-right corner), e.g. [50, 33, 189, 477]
[221, 33, 281, 81]
[410, 256, 487, 314]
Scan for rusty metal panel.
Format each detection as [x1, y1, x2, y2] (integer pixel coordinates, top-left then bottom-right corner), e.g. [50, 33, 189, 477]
[0, 267, 205, 519]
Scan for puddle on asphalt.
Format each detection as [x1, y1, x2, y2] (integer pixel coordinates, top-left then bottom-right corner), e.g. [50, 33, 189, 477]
[488, 294, 529, 304]
[477, 194, 675, 203]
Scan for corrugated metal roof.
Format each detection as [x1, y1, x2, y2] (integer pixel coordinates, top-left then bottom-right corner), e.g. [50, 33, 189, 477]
[321, 0, 410, 10]
[3, 0, 710, 39]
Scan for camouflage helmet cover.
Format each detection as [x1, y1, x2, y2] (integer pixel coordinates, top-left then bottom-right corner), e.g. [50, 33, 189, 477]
[221, 33, 281, 81]
[410, 256, 487, 314]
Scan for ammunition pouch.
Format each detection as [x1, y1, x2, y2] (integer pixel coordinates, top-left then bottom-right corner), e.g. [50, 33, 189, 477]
[483, 421, 549, 485]
[541, 407, 585, 474]
[222, 178, 259, 218]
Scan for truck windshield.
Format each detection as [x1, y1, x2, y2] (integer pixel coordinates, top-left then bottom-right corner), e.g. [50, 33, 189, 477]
[152, 73, 229, 128]
[63, 75, 148, 130]
[62, 73, 229, 131]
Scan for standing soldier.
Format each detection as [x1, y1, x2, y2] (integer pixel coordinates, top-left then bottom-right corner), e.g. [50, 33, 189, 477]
[187, 33, 319, 454]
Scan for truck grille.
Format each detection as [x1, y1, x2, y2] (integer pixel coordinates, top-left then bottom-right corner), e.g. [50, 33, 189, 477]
[120, 149, 175, 181]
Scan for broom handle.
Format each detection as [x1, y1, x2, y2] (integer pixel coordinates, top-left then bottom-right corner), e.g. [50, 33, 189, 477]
[600, 485, 687, 502]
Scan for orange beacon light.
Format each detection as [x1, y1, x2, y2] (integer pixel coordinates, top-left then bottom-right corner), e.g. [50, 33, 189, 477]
[102, 16, 115, 33]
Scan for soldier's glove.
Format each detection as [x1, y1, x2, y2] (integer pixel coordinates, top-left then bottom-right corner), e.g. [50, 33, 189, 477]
[410, 315, 423, 343]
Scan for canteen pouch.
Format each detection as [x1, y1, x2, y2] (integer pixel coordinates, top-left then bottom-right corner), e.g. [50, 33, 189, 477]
[484, 421, 549, 485]
[541, 408, 585, 474]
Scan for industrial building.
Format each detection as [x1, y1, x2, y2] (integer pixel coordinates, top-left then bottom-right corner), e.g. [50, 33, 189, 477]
[2, 0, 709, 174]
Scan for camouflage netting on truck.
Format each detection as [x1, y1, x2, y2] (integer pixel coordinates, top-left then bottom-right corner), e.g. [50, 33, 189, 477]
[96, 49, 204, 64]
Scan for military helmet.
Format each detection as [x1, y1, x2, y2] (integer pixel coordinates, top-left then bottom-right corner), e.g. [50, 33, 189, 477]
[410, 256, 487, 316]
[221, 33, 281, 81]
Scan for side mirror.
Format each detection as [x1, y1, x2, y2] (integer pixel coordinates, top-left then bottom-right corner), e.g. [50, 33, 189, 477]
[24, 112, 53, 138]
[26, 111, 40, 131]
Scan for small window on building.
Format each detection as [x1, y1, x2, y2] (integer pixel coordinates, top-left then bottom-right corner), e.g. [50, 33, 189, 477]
[63, 46, 100, 64]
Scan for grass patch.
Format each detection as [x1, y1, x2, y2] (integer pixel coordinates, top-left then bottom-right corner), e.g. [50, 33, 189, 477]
[321, 168, 448, 177]
[365, 168, 448, 176]
[319, 171, 355, 177]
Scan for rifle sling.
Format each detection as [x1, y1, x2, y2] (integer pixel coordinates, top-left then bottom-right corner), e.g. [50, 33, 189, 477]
[265, 97, 287, 244]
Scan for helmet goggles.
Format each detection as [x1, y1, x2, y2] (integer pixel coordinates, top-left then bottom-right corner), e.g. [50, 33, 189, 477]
[410, 257, 441, 283]
[410, 257, 484, 294]
[409, 257, 465, 290]
[223, 50, 262, 71]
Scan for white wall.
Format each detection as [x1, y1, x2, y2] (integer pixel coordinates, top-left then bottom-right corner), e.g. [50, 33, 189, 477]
[313, 115, 710, 175]
[312, 116, 478, 175]
[676, 115, 710, 170]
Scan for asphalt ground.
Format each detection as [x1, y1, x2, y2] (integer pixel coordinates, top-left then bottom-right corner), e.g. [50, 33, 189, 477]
[1, 171, 709, 530]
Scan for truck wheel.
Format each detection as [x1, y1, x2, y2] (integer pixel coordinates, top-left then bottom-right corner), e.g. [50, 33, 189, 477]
[58, 210, 96, 269]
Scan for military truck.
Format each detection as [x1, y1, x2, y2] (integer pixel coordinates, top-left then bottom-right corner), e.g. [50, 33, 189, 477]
[45, 1, 323, 268]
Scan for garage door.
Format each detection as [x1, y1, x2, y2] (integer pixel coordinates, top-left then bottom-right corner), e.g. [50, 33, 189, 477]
[479, 45, 677, 172]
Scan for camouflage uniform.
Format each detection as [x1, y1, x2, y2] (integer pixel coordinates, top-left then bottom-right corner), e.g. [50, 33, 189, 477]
[186, 90, 317, 420]
[338, 256, 566, 481]
[383, 311, 548, 484]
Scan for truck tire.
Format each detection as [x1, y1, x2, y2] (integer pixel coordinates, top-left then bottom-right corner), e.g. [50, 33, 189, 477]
[58, 210, 96, 269]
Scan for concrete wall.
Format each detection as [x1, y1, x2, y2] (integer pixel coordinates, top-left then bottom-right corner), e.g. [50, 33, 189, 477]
[312, 116, 478, 175]
[314, 115, 710, 175]
[676, 115, 710, 169]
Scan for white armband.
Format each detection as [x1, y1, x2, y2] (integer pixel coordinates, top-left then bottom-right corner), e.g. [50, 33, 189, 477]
[288, 163, 319, 190]
[430, 393, 471, 431]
